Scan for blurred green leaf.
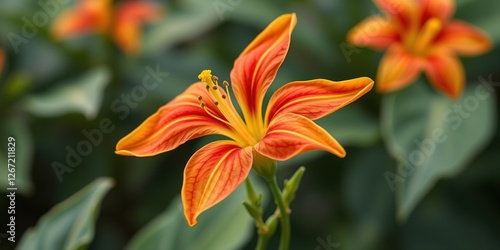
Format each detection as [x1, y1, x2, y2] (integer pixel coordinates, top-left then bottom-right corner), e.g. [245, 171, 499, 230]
[20, 67, 111, 120]
[126, 176, 268, 250]
[142, 1, 221, 56]
[317, 103, 379, 147]
[0, 116, 34, 195]
[16, 177, 114, 250]
[381, 80, 497, 221]
[340, 146, 395, 250]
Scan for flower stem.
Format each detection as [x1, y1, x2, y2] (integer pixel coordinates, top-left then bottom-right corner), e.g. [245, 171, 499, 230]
[264, 176, 290, 250]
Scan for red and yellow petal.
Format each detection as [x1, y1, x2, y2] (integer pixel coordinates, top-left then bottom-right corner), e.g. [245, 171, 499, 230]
[435, 21, 492, 56]
[255, 113, 345, 161]
[377, 45, 423, 93]
[52, 0, 111, 39]
[182, 141, 252, 226]
[115, 83, 232, 157]
[114, 1, 162, 54]
[265, 78, 373, 124]
[373, 0, 414, 29]
[419, 0, 455, 24]
[347, 16, 400, 49]
[424, 51, 464, 99]
[230, 13, 296, 124]
[0, 49, 5, 76]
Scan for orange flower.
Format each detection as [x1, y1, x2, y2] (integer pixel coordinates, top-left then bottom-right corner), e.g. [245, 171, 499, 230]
[0, 48, 5, 76]
[348, 0, 492, 99]
[115, 13, 373, 226]
[52, 0, 161, 54]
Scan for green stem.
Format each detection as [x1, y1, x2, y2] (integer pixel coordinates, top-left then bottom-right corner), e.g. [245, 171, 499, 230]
[264, 176, 290, 250]
[256, 232, 270, 250]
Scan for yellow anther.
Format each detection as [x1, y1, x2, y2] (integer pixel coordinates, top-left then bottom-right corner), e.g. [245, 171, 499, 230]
[198, 70, 213, 83]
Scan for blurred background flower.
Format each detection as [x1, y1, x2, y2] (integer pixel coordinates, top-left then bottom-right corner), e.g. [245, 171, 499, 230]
[347, 0, 492, 99]
[52, 0, 162, 54]
[0, 0, 499, 249]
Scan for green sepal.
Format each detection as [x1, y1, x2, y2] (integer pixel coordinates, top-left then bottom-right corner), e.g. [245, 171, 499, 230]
[283, 167, 306, 206]
[243, 201, 261, 221]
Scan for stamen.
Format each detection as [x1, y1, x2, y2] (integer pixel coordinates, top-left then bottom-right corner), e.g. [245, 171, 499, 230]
[212, 75, 218, 82]
[413, 18, 442, 55]
[223, 81, 229, 87]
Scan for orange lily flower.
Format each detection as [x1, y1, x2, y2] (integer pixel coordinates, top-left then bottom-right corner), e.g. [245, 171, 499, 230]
[0, 48, 5, 76]
[52, 0, 161, 54]
[116, 13, 373, 226]
[347, 0, 492, 99]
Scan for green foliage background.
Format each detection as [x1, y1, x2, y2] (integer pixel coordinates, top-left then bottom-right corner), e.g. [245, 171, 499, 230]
[0, 0, 499, 249]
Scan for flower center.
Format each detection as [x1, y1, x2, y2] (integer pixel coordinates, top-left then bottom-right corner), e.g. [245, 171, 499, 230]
[198, 70, 257, 146]
[405, 18, 442, 56]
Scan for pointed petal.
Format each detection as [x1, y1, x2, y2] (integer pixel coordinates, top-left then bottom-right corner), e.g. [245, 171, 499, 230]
[265, 78, 373, 123]
[182, 141, 252, 226]
[52, 0, 111, 39]
[114, 1, 163, 54]
[420, 0, 455, 23]
[373, 0, 414, 29]
[115, 83, 233, 157]
[230, 13, 296, 123]
[256, 113, 345, 161]
[377, 45, 423, 93]
[435, 21, 492, 56]
[347, 16, 400, 49]
[0, 49, 5, 76]
[424, 51, 464, 99]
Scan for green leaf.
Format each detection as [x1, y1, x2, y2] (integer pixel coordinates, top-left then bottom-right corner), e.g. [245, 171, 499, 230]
[126, 177, 268, 250]
[20, 67, 111, 120]
[0, 116, 34, 195]
[16, 178, 114, 250]
[317, 103, 379, 147]
[142, 0, 221, 56]
[381, 80, 497, 221]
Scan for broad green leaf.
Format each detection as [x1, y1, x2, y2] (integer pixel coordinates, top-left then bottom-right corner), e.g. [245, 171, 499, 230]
[126, 176, 268, 250]
[340, 146, 395, 250]
[20, 67, 111, 120]
[317, 103, 379, 147]
[142, 0, 221, 55]
[0, 116, 34, 195]
[381, 80, 497, 221]
[16, 178, 114, 250]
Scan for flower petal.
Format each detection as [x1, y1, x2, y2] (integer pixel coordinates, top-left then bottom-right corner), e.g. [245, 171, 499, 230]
[373, 0, 414, 29]
[182, 141, 252, 226]
[377, 45, 423, 93]
[52, 0, 111, 39]
[230, 13, 296, 125]
[256, 113, 345, 161]
[424, 51, 464, 99]
[265, 78, 373, 123]
[347, 16, 400, 49]
[0, 49, 5, 76]
[115, 83, 233, 157]
[435, 21, 492, 56]
[420, 0, 455, 23]
[114, 1, 162, 54]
